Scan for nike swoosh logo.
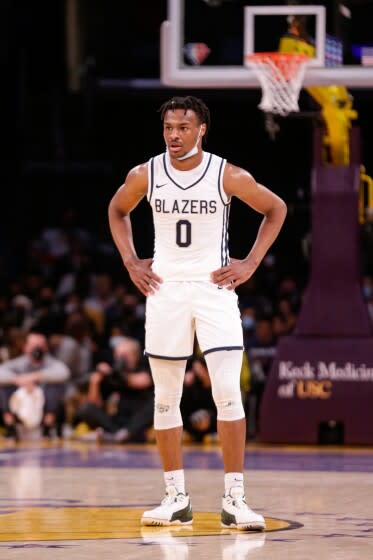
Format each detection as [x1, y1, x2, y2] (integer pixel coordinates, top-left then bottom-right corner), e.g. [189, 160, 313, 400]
[155, 183, 167, 189]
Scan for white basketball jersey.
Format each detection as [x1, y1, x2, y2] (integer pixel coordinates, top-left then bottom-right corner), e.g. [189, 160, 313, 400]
[147, 151, 230, 281]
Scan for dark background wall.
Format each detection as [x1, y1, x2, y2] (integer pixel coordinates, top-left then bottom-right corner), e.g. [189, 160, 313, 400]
[3, 0, 373, 286]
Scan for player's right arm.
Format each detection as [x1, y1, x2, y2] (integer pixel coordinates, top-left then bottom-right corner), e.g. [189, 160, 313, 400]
[108, 163, 163, 296]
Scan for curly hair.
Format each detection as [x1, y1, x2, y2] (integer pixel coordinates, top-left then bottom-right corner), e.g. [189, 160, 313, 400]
[158, 95, 211, 142]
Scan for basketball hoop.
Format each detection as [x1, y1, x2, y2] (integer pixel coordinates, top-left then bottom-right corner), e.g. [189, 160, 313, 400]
[246, 52, 310, 117]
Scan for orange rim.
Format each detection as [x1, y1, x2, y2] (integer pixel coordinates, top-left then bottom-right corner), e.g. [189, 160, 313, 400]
[246, 52, 310, 81]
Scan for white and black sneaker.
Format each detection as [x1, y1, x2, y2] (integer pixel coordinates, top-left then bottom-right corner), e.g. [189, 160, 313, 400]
[141, 485, 193, 526]
[221, 487, 265, 531]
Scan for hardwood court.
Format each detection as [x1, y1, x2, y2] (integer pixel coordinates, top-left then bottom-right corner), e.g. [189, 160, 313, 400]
[0, 440, 372, 559]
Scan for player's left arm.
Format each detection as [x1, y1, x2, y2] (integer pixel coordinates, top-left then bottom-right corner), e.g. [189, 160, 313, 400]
[210, 163, 287, 289]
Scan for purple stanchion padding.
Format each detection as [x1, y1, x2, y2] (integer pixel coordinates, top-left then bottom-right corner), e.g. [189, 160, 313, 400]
[259, 129, 373, 444]
[259, 336, 373, 444]
[295, 165, 373, 337]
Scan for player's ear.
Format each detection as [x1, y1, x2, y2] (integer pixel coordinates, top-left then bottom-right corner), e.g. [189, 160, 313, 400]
[200, 123, 207, 137]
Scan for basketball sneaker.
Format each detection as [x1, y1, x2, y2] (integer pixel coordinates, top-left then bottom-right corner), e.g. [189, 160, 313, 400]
[221, 487, 265, 531]
[141, 485, 193, 526]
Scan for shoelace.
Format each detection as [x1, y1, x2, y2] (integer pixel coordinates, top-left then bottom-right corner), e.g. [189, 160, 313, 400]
[226, 494, 248, 509]
[161, 490, 186, 505]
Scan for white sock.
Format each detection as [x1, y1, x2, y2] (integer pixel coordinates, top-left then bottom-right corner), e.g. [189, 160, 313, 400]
[225, 472, 244, 496]
[164, 469, 185, 494]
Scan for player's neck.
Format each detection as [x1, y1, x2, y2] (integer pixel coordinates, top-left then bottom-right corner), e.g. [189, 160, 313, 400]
[169, 150, 204, 171]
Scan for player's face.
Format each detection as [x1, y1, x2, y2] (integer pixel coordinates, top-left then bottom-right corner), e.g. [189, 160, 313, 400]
[163, 109, 204, 159]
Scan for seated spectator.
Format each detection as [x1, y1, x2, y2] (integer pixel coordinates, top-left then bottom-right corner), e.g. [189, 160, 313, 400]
[272, 312, 288, 339]
[0, 332, 70, 440]
[277, 298, 298, 334]
[55, 239, 94, 299]
[72, 336, 153, 443]
[48, 314, 94, 429]
[49, 311, 94, 381]
[83, 273, 116, 336]
[4, 294, 34, 333]
[105, 287, 146, 345]
[246, 317, 277, 439]
[0, 328, 26, 363]
[241, 306, 256, 347]
[31, 285, 65, 335]
[180, 357, 217, 443]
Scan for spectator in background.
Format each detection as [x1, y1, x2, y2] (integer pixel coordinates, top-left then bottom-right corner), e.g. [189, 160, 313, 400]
[33, 208, 92, 268]
[55, 238, 94, 299]
[49, 310, 94, 381]
[83, 273, 116, 336]
[63, 292, 84, 316]
[272, 312, 288, 339]
[278, 275, 301, 310]
[181, 357, 217, 443]
[31, 285, 65, 335]
[5, 294, 34, 333]
[49, 310, 97, 428]
[245, 318, 277, 439]
[246, 318, 277, 377]
[0, 332, 70, 440]
[276, 298, 298, 334]
[72, 336, 153, 443]
[241, 306, 256, 347]
[0, 328, 26, 364]
[105, 286, 146, 345]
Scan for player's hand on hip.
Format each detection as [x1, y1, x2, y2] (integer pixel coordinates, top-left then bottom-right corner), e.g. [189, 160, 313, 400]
[210, 258, 257, 290]
[126, 257, 163, 296]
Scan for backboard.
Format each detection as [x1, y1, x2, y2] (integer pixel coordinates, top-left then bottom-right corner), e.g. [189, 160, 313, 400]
[161, 0, 373, 88]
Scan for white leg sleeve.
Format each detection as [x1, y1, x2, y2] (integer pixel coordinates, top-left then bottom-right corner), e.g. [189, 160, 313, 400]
[149, 358, 186, 430]
[204, 350, 245, 421]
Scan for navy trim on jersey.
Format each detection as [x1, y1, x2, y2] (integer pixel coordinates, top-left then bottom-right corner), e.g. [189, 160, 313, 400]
[220, 205, 230, 267]
[148, 157, 155, 202]
[162, 152, 213, 190]
[203, 346, 243, 356]
[220, 205, 226, 267]
[217, 157, 230, 206]
[224, 204, 230, 266]
[145, 351, 193, 360]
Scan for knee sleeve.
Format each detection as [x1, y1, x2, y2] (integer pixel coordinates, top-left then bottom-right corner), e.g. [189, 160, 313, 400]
[149, 358, 186, 430]
[204, 350, 245, 421]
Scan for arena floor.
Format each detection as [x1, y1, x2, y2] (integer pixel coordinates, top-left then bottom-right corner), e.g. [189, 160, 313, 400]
[0, 439, 372, 559]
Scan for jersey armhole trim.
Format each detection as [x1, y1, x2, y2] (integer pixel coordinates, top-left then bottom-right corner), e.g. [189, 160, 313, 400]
[218, 158, 231, 206]
[147, 157, 155, 202]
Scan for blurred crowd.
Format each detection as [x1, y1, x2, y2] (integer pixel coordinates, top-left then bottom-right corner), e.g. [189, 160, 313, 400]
[1, 208, 372, 444]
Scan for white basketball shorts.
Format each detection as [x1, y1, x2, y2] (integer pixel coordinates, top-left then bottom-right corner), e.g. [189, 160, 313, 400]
[144, 281, 243, 359]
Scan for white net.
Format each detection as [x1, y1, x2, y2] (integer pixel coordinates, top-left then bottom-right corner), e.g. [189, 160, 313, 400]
[246, 53, 310, 116]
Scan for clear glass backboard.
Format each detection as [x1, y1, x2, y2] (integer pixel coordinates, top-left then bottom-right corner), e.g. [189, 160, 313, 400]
[161, 0, 373, 88]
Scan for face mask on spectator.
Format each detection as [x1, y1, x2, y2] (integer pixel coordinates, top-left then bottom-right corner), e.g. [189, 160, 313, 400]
[114, 357, 128, 371]
[242, 316, 255, 330]
[109, 336, 125, 348]
[31, 347, 45, 361]
[363, 285, 373, 300]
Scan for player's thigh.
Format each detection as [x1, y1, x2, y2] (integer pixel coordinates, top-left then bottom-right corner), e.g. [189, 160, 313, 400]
[193, 283, 243, 354]
[145, 282, 194, 359]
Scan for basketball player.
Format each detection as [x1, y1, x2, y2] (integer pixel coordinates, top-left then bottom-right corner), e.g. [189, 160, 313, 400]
[108, 96, 287, 530]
